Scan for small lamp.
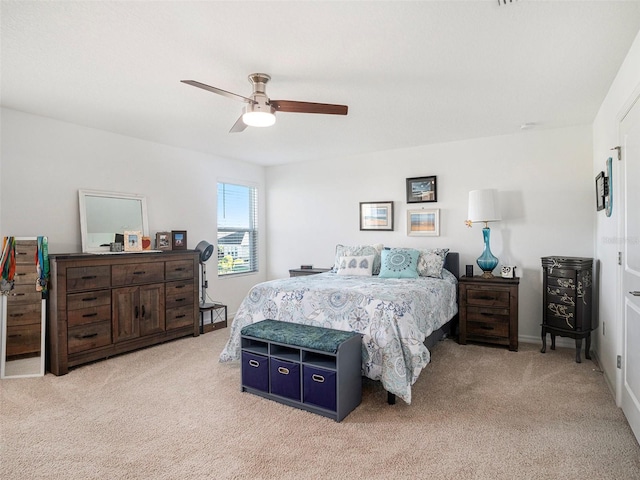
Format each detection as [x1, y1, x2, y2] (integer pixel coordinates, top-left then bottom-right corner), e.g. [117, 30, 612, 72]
[195, 240, 215, 306]
[466, 189, 501, 278]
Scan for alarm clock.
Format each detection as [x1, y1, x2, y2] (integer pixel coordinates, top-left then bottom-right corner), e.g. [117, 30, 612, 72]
[501, 266, 516, 278]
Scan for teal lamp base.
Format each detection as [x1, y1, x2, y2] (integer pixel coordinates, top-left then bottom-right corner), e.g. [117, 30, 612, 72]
[477, 227, 498, 278]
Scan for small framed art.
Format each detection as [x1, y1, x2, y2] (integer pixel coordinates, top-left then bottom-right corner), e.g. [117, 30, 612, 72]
[595, 171, 605, 211]
[171, 230, 187, 250]
[156, 231, 172, 250]
[124, 230, 142, 252]
[406, 176, 437, 203]
[407, 208, 440, 236]
[360, 201, 394, 231]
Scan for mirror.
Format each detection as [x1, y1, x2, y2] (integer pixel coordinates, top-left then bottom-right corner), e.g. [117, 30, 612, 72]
[1, 237, 46, 378]
[79, 190, 149, 253]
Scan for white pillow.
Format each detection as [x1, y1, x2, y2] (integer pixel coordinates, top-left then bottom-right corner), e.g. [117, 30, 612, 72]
[337, 255, 375, 276]
[333, 243, 383, 275]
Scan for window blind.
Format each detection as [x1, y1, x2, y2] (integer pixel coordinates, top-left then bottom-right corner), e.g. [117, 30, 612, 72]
[217, 182, 258, 276]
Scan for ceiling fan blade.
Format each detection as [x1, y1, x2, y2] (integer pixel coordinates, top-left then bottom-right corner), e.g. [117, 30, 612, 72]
[270, 100, 348, 115]
[229, 115, 247, 133]
[181, 80, 254, 103]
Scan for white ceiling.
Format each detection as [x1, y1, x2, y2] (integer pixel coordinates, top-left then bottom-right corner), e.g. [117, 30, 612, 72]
[2, 1, 640, 167]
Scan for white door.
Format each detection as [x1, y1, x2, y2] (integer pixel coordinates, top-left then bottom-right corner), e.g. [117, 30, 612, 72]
[621, 94, 640, 444]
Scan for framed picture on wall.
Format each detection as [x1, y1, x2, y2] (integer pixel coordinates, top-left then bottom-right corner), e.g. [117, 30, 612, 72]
[407, 209, 440, 236]
[171, 230, 187, 250]
[406, 176, 437, 203]
[156, 231, 172, 250]
[360, 201, 394, 231]
[595, 171, 605, 211]
[124, 230, 142, 252]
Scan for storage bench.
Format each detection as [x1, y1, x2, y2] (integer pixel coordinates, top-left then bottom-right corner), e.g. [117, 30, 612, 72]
[240, 319, 362, 422]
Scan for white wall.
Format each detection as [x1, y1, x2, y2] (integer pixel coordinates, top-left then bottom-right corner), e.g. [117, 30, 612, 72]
[266, 125, 594, 342]
[592, 29, 640, 399]
[0, 108, 267, 314]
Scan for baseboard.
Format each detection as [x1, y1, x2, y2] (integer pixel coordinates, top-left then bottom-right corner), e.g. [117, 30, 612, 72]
[519, 334, 576, 349]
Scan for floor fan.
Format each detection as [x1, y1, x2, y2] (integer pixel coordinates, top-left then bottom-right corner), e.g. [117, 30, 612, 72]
[195, 240, 215, 306]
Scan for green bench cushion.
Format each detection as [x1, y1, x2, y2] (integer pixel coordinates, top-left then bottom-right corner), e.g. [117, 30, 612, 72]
[241, 319, 359, 353]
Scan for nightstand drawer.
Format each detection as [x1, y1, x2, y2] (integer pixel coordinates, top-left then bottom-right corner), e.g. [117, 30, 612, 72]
[466, 319, 509, 338]
[466, 306, 510, 323]
[465, 288, 510, 308]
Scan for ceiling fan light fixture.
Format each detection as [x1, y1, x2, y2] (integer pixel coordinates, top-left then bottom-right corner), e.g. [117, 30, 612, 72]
[242, 103, 276, 127]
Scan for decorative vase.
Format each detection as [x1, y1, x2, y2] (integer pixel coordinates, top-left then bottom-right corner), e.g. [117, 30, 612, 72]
[477, 227, 498, 278]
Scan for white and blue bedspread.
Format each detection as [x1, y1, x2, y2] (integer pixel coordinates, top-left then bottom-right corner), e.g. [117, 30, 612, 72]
[219, 271, 458, 404]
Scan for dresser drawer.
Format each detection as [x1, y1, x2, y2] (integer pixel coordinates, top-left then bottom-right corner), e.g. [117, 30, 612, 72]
[466, 319, 510, 338]
[547, 268, 574, 278]
[6, 284, 42, 304]
[547, 276, 576, 290]
[465, 288, 510, 308]
[546, 286, 576, 306]
[68, 320, 112, 354]
[165, 260, 194, 281]
[6, 302, 42, 327]
[13, 264, 39, 285]
[166, 305, 195, 329]
[6, 324, 41, 356]
[68, 304, 111, 327]
[166, 280, 194, 297]
[112, 262, 164, 286]
[14, 240, 38, 264]
[67, 289, 111, 311]
[67, 266, 111, 292]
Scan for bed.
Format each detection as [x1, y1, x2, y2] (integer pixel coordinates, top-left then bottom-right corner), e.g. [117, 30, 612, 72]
[220, 247, 459, 404]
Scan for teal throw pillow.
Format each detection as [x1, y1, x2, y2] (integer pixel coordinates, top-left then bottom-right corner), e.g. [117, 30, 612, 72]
[378, 248, 420, 279]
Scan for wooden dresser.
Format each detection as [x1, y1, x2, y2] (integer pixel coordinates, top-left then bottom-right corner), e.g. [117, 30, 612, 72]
[288, 268, 331, 277]
[48, 250, 199, 375]
[458, 275, 519, 351]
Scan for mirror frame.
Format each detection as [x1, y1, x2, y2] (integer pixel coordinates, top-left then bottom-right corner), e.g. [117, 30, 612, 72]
[1, 236, 46, 379]
[79, 189, 149, 253]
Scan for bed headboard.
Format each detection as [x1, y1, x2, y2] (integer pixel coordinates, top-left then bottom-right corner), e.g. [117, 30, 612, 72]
[444, 252, 459, 279]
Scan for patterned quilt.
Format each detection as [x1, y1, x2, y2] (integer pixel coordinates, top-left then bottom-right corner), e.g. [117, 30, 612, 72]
[219, 270, 458, 404]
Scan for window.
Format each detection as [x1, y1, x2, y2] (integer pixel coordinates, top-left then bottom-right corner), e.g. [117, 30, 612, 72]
[217, 182, 258, 276]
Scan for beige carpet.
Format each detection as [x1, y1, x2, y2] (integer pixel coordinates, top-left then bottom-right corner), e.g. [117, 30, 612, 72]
[1, 329, 639, 480]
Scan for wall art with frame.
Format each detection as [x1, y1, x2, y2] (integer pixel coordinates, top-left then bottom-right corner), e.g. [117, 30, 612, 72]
[171, 230, 187, 250]
[407, 208, 440, 236]
[360, 201, 394, 231]
[406, 176, 437, 203]
[595, 171, 605, 211]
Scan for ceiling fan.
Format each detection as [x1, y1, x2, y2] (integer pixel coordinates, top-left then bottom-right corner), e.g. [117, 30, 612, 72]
[181, 73, 348, 133]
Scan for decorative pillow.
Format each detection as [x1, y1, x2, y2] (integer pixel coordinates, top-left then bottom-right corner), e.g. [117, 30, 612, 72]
[378, 248, 420, 279]
[416, 248, 450, 278]
[333, 243, 383, 275]
[336, 255, 375, 276]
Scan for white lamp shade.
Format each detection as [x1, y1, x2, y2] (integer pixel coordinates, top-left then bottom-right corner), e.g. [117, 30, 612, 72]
[468, 189, 501, 223]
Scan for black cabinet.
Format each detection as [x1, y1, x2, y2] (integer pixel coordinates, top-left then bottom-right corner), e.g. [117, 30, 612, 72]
[541, 256, 596, 363]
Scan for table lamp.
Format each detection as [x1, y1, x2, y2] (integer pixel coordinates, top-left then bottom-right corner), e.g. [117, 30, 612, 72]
[466, 189, 501, 278]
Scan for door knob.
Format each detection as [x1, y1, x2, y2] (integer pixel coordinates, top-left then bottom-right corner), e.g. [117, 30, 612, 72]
[630, 291, 640, 296]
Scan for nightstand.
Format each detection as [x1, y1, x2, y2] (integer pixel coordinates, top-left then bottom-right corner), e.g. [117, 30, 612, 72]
[458, 275, 519, 351]
[288, 268, 331, 277]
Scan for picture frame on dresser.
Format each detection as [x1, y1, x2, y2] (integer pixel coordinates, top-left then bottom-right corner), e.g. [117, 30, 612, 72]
[407, 208, 440, 236]
[156, 231, 171, 250]
[360, 202, 394, 231]
[124, 231, 142, 252]
[406, 176, 437, 203]
[171, 230, 187, 250]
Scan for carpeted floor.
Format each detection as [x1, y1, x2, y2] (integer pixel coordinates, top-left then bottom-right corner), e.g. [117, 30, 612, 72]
[1, 329, 639, 480]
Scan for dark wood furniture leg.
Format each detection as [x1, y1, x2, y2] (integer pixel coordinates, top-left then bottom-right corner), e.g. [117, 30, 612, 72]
[575, 337, 582, 363]
[387, 392, 396, 405]
[541, 330, 547, 353]
[585, 333, 592, 360]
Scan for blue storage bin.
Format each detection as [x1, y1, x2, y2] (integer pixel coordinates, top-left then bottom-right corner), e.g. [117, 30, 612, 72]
[270, 358, 301, 401]
[242, 351, 269, 392]
[303, 365, 336, 411]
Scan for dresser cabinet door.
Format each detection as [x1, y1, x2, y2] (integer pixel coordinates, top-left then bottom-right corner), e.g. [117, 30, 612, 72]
[139, 284, 165, 336]
[112, 287, 141, 342]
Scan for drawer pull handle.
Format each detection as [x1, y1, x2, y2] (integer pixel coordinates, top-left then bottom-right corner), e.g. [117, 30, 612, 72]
[312, 374, 325, 383]
[135, 306, 139, 319]
[79, 333, 98, 339]
[82, 313, 98, 318]
[8, 334, 22, 338]
[176, 297, 186, 302]
[174, 268, 185, 272]
[11, 293, 25, 297]
[630, 291, 640, 296]
[175, 314, 186, 319]
[133, 271, 146, 275]
[278, 367, 290, 375]
[82, 297, 98, 302]
[248, 359, 260, 368]
[81, 275, 97, 280]
[141, 305, 146, 318]
[15, 273, 26, 277]
[9, 313, 24, 317]
[175, 285, 185, 289]
[480, 326, 495, 331]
